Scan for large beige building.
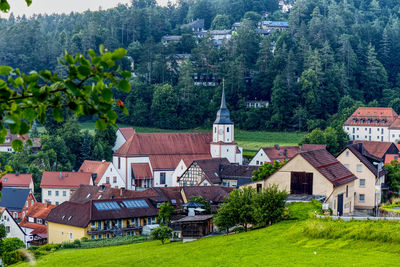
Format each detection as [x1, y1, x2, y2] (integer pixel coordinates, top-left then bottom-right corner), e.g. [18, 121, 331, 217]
[242, 149, 357, 216]
[337, 143, 386, 212]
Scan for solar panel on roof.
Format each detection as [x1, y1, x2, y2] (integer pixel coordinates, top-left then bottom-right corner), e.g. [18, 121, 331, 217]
[94, 201, 121, 211]
[122, 200, 149, 209]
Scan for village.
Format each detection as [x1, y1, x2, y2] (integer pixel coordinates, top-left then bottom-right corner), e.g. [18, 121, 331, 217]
[0, 89, 397, 253]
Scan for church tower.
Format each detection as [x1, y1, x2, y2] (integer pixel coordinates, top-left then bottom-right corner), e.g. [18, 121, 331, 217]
[210, 86, 243, 164]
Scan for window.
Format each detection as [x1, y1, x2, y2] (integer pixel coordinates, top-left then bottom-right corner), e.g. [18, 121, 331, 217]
[113, 176, 117, 183]
[160, 173, 166, 185]
[5, 226, 10, 233]
[31, 200, 34, 206]
[69, 232, 73, 240]
[13, 212, 17, 218]
[214, 127, 216, 133]
[55, 191, 59, 196]
[106, 177, 110, 184]
[48, 190, 52, 196]
[356, 164, 362, 172]
[55, 202, 59, 205]
[63, 191, 66, 196]
[359, 194, 365, 202]
[37, 218, 43, 224]
[353, 128, 355, 133]
[256, 161, 259, 165]
[118, 157, 121, 169]
[227, 127, 230, 132]
[346, 185, 348, 198]
[360, 179, 366, 187]
[91, 221, 96, 227]
[345, 151, 349, 157]
[61, 232, 64, 236]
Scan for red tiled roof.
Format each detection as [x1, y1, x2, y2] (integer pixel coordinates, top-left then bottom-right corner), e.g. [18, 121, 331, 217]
[24, 202, 57, 220]
[385, 154, 400, 165]
[344, 107, 398, 127]
[119, 128, 135, 140]
[149, 154, 211, 170]
[262, 146, 301, 162]
[40, 172, 92, 188]
[0, 173, 32, 188]
[353, 140, 397, 159]
[300, 149, 357, 187]
[131, 163, 152, 179]
[301, 144, 327, 151]
[114, 132, 212, 157]
[78, 160, 111, 184]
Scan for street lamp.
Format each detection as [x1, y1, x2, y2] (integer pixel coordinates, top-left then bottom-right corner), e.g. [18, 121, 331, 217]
[373, 161, 384, 217]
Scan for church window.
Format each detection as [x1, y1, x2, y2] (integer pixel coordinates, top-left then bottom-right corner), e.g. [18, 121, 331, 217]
[214, 127, 216, 133]
[227, 127, 230, 132]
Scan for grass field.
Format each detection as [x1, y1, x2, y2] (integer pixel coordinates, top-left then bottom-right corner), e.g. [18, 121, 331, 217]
[78, 122, 305, 157]
[18, 219, 400, 267]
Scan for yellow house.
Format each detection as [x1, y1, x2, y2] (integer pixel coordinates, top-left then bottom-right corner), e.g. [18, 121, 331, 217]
[46, 199, 158, 244]
[337, 143, 386, 212]
[242, 149, 357, 216]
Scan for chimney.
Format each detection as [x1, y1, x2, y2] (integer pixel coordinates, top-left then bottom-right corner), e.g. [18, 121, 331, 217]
[59, 172, 62, 179]
[15, 172, 19, 176]
[284, 149, 288, 157]
[274, 144, 280, 150]
[102, 159, 106, 163]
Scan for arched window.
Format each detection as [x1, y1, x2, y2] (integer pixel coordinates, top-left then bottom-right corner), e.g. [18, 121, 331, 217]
[227, 127, 230, 132]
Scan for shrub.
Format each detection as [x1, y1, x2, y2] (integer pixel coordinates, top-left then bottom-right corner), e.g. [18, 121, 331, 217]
[81, 237, 89, 242]
[0, 237, 25, 255]
[62, 242, 78, 249]
[37, 244, 61, 252]
[2, 250, 23, 266]
[232, 226, 245, 233]
[151, 226, 172, 244]
[73, 239, 81, 247]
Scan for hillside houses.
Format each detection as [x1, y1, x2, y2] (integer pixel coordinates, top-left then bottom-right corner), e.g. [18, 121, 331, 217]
[0, 188, 36, 220]
[0, 173, 34, 193]
[78, 160, 125, 188]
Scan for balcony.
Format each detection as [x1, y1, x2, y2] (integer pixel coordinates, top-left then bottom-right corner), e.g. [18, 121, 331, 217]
[87, 225, 142, 234]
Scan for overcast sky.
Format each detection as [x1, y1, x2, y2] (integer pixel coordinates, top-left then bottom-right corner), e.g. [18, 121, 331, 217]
[1, 0, 172, 18]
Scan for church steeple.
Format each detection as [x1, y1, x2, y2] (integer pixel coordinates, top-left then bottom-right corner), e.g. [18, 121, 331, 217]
[214, 86, 233, 124]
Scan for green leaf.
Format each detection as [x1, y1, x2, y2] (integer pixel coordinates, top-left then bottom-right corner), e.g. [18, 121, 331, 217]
[0, 128, 7, 144]
[121, 71, 132, 79]
[23, 108, 37, 122]
[101, 88, 113, 101]
[99, 44, 105, 55]
[88, 49, 96, 58]
[77, 65, 91, 76]
[25, 0, 32, 7]
[65, 54, 75, 65]
[0, 2, 10, 12]
[111, 48, 127, 61]
[4, 165, 13, 172]
[122, 106, 129, 115]
[52, 107, 64, 122]
[0, 66, 12, 76]
[19, 121, 30, 135]
[14, 77, 23, 87]
[11, 139, 23, 151]
[106, 110, 118, 122]
[118, 80, 131, 93]
[95, 118, 107, 130]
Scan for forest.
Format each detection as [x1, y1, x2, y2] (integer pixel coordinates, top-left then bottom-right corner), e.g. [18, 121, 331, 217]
[0, 0, 398, 133]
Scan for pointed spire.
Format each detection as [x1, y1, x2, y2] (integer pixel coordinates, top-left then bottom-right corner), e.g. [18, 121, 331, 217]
[214, 78, 233, 124]
[220, 80, 227, 109]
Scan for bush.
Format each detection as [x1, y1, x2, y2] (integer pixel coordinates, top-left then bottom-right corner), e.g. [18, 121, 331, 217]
[37, 244, 60, 252]
[232, 226, 245, 233]
[73, 239, 81, 247]
[151, 226, 172, 244]
[2, 250, 25, 266]
[81, 237, 89, 242]
[0, 237, 25, 255]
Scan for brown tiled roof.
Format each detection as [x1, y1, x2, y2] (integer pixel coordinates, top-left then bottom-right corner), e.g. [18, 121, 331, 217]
[118, 128, 135, 140]
[46, 198, 158, 228]
[131, 163, 152, 179]
[23, 202, 56, 220]
[300, 149, 357, 187]
[149, 154, 211, 171]
[182, 186, 233, 203]
[0, 173, 32, 188]
[69, 185, 158, 203]
[114, 132, 212, 157]
[220, 164, 258, 179]
[78, 160, 111, 184]
[195, 158, 230, 184]
[40, 171, 92, 188]
[344, 107, 398, 127]
[353, 140, 398, 159]
[385, 154, 400, 165]
[301, 144, 327, 151]
[261, 145, 301, 162]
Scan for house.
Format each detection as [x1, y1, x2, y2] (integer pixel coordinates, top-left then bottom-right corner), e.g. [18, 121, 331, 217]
[181, 19, 205, 33]
[0, 173, 34, 193]
[181, 186, 232, 211]
[46, 198, 158, 243]
[161, 35, 182, 46]
[249, 144, 327, 166]
[0, 130, 29, 152]
[352, 140, 399, 162]
[40, 171, 93, 205]
[78, 160, 125, 188]
[337, 143, 386, 213]
[210, 30, 232, 47]
[258, 21, 289, 30]
[178, 158, 258, 187]
[243, 149, 357, 216]
[0, 188, 36, 220]
[20, 202, 57, 246]
[113, 128, 135, 152]
[174, 215, 213, 242]
[246, 100, 269, 108]
[343, 107, 400, 142]
[113, 88, 242, 190]
[0, 207, 27, 245]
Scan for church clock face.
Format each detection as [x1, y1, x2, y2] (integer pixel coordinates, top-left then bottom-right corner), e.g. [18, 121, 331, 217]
[218, 129, 223, 135]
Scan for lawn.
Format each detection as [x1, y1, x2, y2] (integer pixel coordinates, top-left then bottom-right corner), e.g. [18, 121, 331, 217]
[78, 122, 305, 157]
[18, 220, 400, 267]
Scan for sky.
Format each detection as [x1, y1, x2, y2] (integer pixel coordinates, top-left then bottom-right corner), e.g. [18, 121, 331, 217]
[1, 0, 172, 18]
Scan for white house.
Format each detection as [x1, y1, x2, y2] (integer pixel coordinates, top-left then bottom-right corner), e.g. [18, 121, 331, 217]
[343, 107, 400, 143]
[0, 207, 27, 246]
[113, 89, 242, 190]
[112, 128, 135, 152]
[40, 172, 93, 205]
[78, 160, 125, 188]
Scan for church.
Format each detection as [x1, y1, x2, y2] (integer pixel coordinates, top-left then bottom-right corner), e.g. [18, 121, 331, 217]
[112, 88, 243, 190]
